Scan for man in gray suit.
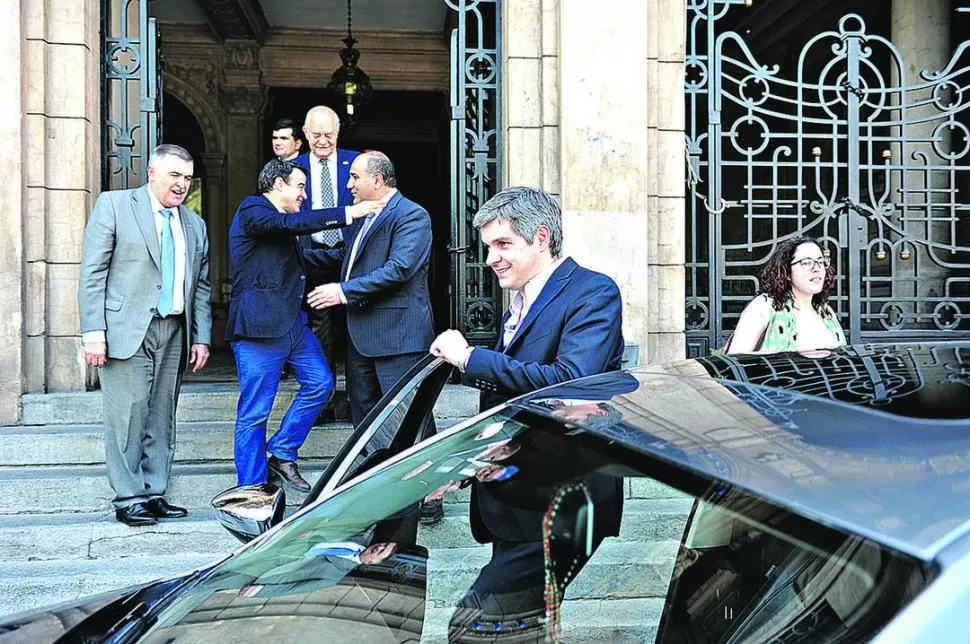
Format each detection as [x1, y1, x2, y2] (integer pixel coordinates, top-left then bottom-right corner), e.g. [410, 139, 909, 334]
[78, 144, 212, 527]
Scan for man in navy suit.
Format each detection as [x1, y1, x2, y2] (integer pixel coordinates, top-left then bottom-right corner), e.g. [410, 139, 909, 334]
[226, 158, 383, 492]
[429, 186, 625, 622]
[295, 106, 361, 407]
[306, 151, 435, 431]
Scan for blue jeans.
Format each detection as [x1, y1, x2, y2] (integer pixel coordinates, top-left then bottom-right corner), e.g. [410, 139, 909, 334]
[231, 311, 334, 485]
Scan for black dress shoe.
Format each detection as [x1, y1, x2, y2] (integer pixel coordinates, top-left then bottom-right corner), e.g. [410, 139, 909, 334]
[420, 498, 444, 525]
[146, 498, 189, 519]
[115, 502, 158, 526]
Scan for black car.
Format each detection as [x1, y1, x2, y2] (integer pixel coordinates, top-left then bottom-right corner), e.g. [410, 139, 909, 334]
[2, 342, 969, 643]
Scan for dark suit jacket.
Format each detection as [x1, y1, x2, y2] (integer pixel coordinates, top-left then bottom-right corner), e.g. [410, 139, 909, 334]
[225, 194, 350, 341]
[461, 257, 626, 544]
[306, 190, 434, 357]
[294, 148, 358, 248]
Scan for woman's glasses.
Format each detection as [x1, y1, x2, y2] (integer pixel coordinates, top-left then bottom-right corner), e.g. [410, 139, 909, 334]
[791, 256, 831, 270]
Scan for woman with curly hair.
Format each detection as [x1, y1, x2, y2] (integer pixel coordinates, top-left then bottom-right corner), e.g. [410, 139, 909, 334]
[726, 236, 846, 353]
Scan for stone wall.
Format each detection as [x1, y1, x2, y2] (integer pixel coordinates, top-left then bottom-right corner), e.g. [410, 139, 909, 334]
[5, 0, 101, 421]
[502, 0, 686, 364]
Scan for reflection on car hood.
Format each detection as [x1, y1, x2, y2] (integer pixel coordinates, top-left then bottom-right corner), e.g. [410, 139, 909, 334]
[514, 342, 970, 561]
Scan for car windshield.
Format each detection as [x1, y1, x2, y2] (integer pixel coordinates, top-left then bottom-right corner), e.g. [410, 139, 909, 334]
[140, 406, 933, 643]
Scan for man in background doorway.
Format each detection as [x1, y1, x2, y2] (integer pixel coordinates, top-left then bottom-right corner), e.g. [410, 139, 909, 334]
[296, 105, 359, 424]
[271, 117, 303, 160]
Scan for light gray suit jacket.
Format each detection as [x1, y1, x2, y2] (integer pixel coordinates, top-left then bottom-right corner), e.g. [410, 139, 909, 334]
[78, 186, 212, 360]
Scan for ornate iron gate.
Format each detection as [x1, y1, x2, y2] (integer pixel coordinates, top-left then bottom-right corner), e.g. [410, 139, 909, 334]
[686, 2, 970, 357]
[445, 0, 502, 346]
[101, 0, 163, 190]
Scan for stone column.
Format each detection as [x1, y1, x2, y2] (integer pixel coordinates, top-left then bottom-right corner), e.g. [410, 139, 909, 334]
[221, 42, 265, 223]
[0, 0, 24, 422]
[555, 0, 686, 363]
[890, 0, 951, 324]
[16, 0, 101, 409]
[201, 152, 229, 304]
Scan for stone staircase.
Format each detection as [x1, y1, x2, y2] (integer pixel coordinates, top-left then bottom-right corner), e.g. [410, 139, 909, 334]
[0, 380, 687, 642]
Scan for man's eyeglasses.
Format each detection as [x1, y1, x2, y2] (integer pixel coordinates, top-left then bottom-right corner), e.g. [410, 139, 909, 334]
[791, 256, 831, 270]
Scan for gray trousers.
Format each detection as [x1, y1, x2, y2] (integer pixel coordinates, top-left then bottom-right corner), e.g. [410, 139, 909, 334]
[100, 316, 185, 509]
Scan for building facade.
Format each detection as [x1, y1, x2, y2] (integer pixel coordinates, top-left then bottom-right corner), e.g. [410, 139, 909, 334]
[3, 0, 969, 424]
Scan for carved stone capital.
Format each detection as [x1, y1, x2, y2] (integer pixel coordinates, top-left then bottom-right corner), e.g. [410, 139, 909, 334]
[219, 84, 266, 115]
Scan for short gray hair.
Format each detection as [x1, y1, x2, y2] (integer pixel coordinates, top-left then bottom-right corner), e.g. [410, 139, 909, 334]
[304, 105, 341, 130]
[149, 144, 193, 165]
[472, 186, 563, 257]
[360, 151, 397, 188]
[257, 158, 304, 194]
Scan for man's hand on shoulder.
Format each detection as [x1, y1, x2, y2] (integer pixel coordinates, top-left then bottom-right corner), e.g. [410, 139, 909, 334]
[83, 341, 107, 368]
[430, 330, 474, 371]
[189, 344, 210, 373]
[347, 198, 388, 220]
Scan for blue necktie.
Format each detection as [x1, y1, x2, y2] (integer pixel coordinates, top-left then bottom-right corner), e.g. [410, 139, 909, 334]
[158, 209, 175, 316]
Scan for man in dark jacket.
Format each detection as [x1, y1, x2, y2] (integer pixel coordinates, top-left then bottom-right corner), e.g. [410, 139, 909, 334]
[226, 158, 383, 491]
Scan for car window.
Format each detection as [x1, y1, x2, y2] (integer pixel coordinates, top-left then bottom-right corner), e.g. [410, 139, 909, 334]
[308, 355, 454, 501]
[140, 407, 933, 643]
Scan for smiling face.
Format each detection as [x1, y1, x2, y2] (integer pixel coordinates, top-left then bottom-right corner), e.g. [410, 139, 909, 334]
[480, 218, 552, 291]
[303, 111, 339, 160]
[147, 154, 194, 208]
[275, 167, 307, 213]
[347, 156, 382, 203]
[789, 242, 827, 298]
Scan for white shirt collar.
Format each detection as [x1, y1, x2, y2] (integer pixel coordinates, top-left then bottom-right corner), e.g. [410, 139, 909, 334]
[518, 256, 566, 306]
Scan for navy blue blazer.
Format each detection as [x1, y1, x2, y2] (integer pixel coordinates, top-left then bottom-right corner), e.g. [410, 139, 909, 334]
[305, 190, 434, 358]
[461, 257, 626, 545]
[294, 148, 358, 246]
[225, 194, 349, 341]
[464, 257, 625, 410]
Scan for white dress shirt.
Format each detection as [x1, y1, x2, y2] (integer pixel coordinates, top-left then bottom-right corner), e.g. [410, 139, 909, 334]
[502, 256, 567, 348]
[308, 153, 353, 242]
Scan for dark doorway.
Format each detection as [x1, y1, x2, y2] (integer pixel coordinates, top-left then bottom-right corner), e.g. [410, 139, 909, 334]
[264, 89, 452, 334]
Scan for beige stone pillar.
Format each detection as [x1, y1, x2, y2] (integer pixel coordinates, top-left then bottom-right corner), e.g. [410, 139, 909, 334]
[554, 0, 686, 363]
[891, 0, 951, 322]
[0, 0, 24, 422]
[15, 0, 101, 410]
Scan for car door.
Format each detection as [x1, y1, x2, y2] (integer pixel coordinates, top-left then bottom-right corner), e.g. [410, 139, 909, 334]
[303, 354, 457, 505]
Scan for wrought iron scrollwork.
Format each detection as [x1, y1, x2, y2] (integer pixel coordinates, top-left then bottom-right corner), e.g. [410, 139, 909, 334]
[101, 0, 162, 190]
[686, 2, 970, 357]
[445, 0, 502, 346]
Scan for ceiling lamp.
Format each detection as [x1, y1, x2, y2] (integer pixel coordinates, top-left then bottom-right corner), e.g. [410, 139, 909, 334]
[327, 0, 373, 125]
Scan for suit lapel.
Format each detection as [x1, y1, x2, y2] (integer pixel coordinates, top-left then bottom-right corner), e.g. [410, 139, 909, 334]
[178, 205, 196, 294]
[352, 190, 402, 256]
[337, 149, 353, 206]
[133, 187, 161, 269]
[502, 258, 577, 355]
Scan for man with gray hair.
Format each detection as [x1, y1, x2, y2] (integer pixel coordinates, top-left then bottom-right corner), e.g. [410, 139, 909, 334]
[79, 144, 212, 526]
[226, 158, 384, 493]
[429, 185, 625, 604]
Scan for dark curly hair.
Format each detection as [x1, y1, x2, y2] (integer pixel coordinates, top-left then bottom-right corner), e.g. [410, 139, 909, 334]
[760, 236, 836, 311]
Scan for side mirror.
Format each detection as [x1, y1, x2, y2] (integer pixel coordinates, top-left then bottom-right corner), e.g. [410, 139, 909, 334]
[211, 483, 286, 543]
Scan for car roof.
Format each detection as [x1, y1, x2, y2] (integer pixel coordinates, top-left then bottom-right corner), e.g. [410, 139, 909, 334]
[511, 342, 970, 562]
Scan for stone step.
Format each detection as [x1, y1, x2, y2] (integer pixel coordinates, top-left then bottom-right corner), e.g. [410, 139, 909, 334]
[427, 540, 679, 608]
[0, 462, 328, 515]
[18, 382, 480, 426]
[422, 597, 664, 643]
[0, 497, 689, 563]
[0, 554, 219, 620]
[0, 422, 353, 467]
